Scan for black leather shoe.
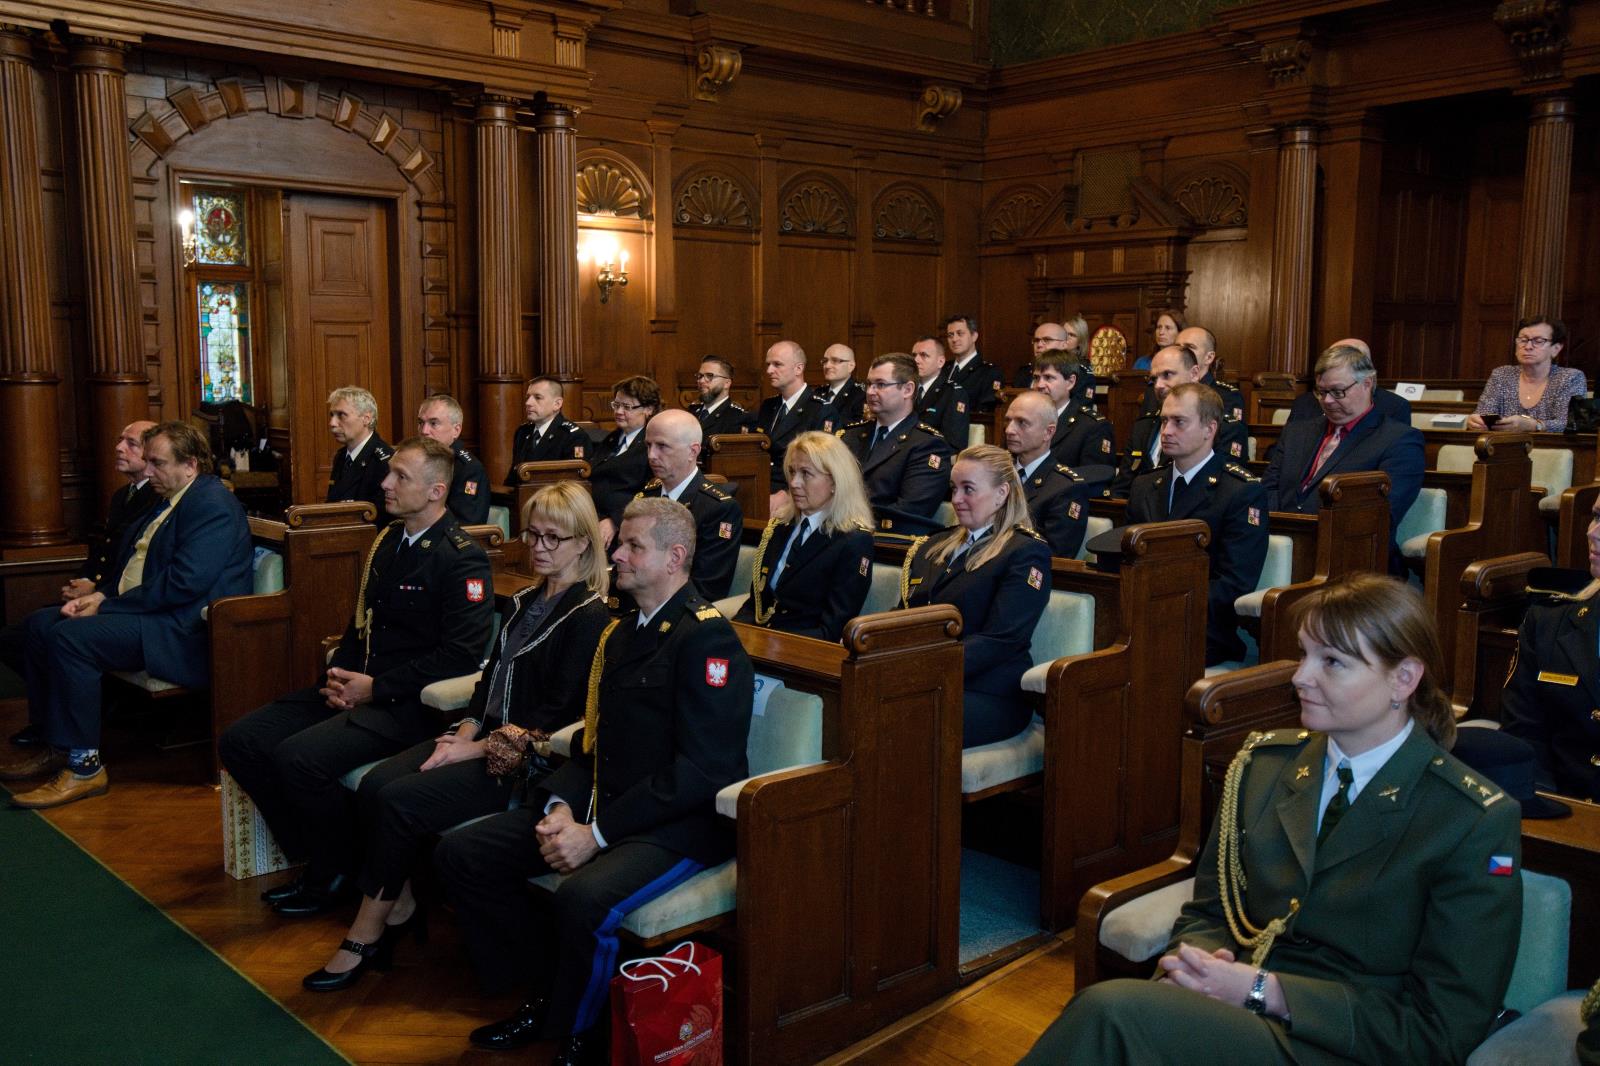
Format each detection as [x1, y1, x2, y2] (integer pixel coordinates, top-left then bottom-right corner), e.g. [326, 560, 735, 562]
[259, 874, 305, 904]
[469, 999, 548, 1051]
[272, 874, 356, 917]
[8, 724, 42, 748]
[302, 936, 393, 992]
[549, 1031, 603, 1066]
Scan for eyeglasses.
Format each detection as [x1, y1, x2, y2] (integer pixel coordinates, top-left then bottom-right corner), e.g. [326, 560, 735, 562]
[609, 400, 644, 412]
[1312, 381, 1366, 401]
[865, 379, 910, 391]
[694, 372, 727, 381]
[521, 529, 578, 550]
[1516, 335, 1554, 349]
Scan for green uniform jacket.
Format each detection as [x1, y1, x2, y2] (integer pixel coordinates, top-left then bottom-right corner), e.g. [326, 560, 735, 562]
[1168, 726, 1523, 1066]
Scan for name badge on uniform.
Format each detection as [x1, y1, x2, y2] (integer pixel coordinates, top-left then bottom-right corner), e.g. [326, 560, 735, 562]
[1537, 670, 1579, 686]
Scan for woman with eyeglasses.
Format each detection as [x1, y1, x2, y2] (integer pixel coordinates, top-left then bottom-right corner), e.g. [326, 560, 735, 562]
[735, 431, 876, 642]
[1466, 316, 1586, 433]
[590, 375, 661, 546]
[902, 444, 1051, 747]
[300, 482, 612, 992]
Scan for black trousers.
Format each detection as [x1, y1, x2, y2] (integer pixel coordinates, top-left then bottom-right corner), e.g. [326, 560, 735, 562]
[353, 739, 514, 900]
[963, 689, 1031, 748]
[433, 808, 705, 1039]
[216, 689, 413, 879]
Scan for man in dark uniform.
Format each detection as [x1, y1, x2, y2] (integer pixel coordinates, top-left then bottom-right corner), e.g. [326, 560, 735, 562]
[815, 343, 866, 431]
[1125, 383, 1267, 666]
[436, 497, 753, 1066]
[505, 376, 590, 486]
[688, 356, 748, 444]
[1004, 390, 1091, 557]
[415, 393, 489, 526]
[912, 335, 973, 448]
[639, 409, 743, 598]
[1032, 351, 1116, 480]
[750, 340, 827, 512]
[219, 437, 495, 916]
[326, 385, 392, 525]
[839, 353, 954, 534]
[1015, 321, 1071, 388]
[1176, 326, 1246, 424]
[943, 312, 1004, 417]
[1114, 345, 1248, 497]
[590, 375, 661, 547]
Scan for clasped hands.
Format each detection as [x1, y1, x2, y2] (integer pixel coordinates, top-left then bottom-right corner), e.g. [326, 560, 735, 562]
[1158, 943, 1286, 1017]
[320, 667, 375, 711]
[536, 802, 599, 874]
[60, 590, 106, 618]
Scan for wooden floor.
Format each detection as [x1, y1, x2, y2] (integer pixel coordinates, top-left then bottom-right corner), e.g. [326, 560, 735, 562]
[1, 699, 1074, 1065]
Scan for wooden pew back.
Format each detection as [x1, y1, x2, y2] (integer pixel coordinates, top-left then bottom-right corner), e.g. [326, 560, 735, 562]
[706, 432, 771, 527]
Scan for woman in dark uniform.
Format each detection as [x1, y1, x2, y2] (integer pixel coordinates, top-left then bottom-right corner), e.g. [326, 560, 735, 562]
[902, 444, 1050, 748]
[1500, 512, 1600, 802]
[300, 481, 612, 991]
[735, 431, 875, 642]
[1021, 574, 1524, 1065]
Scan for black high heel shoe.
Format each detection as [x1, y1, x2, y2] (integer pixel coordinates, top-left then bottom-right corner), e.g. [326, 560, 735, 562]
[301, 936, 394, 992]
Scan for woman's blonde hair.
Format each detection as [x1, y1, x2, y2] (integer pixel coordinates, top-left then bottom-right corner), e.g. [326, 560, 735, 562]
[520, 481, 609, 595]
[1291, 572, 1455, 747]
[1063, 313, 1090, 354]
[776, 431, 874, 534]
[925, 444, 1032, 572]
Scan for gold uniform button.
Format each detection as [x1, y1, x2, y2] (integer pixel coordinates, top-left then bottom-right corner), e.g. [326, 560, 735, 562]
[1592, 754, 1600, 767]
[1591, 709, 1600, 722]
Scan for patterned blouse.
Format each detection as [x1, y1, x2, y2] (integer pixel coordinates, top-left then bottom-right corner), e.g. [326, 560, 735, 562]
[1474, 364, 1588, 431]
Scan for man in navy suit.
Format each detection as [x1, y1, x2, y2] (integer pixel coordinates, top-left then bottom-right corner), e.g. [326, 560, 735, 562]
[1, 421, 252, 808]
[1262, 342, 1425, 571]
[1285, 338, 1414, 426]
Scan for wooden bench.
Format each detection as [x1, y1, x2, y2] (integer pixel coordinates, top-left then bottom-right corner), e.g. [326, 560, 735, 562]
[705, 432, 771, 527]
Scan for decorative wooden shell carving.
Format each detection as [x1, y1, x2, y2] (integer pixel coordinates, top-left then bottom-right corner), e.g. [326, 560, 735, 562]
[984, 187, 1048, 242]
[873, 187, 939, 242]
[577, 161, 644, 218]
[674, 173, 753, 228]
[780, 179, 851, 237]
[1169, 168, 1249, 228]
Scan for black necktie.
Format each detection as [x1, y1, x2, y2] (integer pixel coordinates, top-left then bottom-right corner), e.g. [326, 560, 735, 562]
[1319, 762, 1354, 845]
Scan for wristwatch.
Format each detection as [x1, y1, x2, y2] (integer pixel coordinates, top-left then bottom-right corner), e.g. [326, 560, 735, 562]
[1244, 968, 1270, 1015]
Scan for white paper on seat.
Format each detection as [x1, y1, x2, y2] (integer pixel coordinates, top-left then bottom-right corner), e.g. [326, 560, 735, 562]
[751, 673, 784, 717]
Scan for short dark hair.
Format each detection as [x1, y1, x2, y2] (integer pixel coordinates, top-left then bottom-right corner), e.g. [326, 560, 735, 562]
[612, 375, 662, 413]
[395, 435, 456, 487]
[1166, 382, 1222, 431]
[698, 356, 734, 379]
[914, 334, 946, 351]
[870, 353, 918, 385]
[1516, 316, 1568, 348]
[527, 375, 564, 392]
[1034, 351, 1084, 383]
[145, 421, 214, 475]
[943, 313, 979, 334]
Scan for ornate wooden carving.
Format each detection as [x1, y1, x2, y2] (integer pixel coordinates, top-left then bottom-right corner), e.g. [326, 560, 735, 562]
[1169, 168, 1248, 228]
[1517, 93, 1574, 320]
[872, 185, 939, 242]
[535, 101, 581, 385]
[915, 84, 962, 132]
[674, 172, 754, 228]
[1495, 0, 1568, 83]
[0, 26, 67, 544]
[780, 176, 852, 237]
[576, 159, 645, 218]
[694, 43, 742, 101]
[476, 96, 522, 485]
[1261, 37, 1313, 86]
[1268, 124, 1319, 374]
[983, 185, 1048, 242]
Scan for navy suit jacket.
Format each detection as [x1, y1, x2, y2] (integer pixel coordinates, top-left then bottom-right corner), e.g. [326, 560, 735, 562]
[99, 474, 254, 688]
[1261, 411, 1425, 550]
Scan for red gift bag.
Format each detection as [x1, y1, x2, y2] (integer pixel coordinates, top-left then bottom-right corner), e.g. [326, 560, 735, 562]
[609, 941, 723, 1066]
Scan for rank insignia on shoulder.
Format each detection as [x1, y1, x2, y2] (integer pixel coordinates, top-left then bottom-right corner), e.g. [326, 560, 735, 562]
[1027, 566, 1043, 590]
[465, 480, 479, 495]
[1248, 506, 1262, 526]
[1069, 501, 1082, 519]
[928, 454, 941, 470]
[718, 521, 733, 539]
[465, 578, 485, 603]
[859, 556, 870, 576]
[694, 605, 722, 621]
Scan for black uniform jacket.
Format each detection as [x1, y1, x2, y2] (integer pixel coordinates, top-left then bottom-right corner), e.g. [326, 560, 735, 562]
[588, 427, 652, 527]
[733, 517, 874, 642]
[815, 380, 866, 432]
[328, 514, 496, 743]
[1137, 372, 1245, 424]
[838, 417, 954, 523]
[463, 581, 611, 734]
[916, 377, 973, 448]
[637, 476, 744, 599]
[327, 433, 393, 524]
[1047, 399, 1116, 475]
[1170, 726, 1522, 1066]
[505, 415, 591, 486]
[1111, 411, 1249, 498]
[86, 480, 161, 588]
[946, 353, 1004, 415]
[1019, 461, 1091, 559]
[1500, 594, 1600, 801]
[751, 391, 828, 490]
[689, 398, 749, 443]
[448, 440, 490, 526]
[542, 584, 754, 865]
[904, 526, 1050, 696]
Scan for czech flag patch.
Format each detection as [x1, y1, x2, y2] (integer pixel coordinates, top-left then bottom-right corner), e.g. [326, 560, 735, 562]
[465, 578, 485, 603]
[859, 557, 870, 576]
[928, 454, 941, 470]
[706, 658, 729, 687]
[1488, 855, 1514, 877]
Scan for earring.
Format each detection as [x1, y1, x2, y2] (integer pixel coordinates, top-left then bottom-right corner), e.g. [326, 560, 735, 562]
[1389, 699, 1402, 711]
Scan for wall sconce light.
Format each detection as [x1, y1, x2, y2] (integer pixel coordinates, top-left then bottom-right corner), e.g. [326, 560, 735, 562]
[178, 208, 197, 267]
[578, 235, 629, 304]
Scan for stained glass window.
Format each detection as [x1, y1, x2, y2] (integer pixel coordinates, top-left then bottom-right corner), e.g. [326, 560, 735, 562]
[193, 190, 248, 266]
[198, 281, 253, 404]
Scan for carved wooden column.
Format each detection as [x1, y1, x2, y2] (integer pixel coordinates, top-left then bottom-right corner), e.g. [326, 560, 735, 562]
[1516, 93, 1574, 321]
[71, 36, 148, 507]
[1267, 123, 1319, 375]
[754, 134, 783, 362]
[0, 26, 67, 545]
[647, 115, 680, 371]
[533, 99, 580, 405]
[475, 96, 522, 483]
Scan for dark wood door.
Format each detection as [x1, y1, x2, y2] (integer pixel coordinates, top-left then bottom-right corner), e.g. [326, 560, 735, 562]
[285, 194, 393, 505]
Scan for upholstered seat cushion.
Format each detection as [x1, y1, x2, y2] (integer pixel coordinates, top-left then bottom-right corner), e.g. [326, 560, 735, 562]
[714, 593, 748, 617]
[861, 562, 903, 614]
[1397, 486, 1449, 560]
[730, 543, 758, 604]
[1099, 877, 1195, 963]
[1234, 533, 1295, 618]
[1467, 988, 1585, 1066]
[533, 861, 739, 940]
[1504, 869, 1571, 1013]
[254, 547, 285, 594]
[109, 670, 183, 693]
[489, 505, 511, 541]
[340, 760, 382, 790]
[1078, 516, 1112, 562]
[421, 671, 482, 712]
[961, 717, 1044, 794]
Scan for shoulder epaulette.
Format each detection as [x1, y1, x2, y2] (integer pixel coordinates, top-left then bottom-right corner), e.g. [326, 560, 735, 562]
[701, 481, 732, 501]
[1429, 752, 1509, 809]
[373, 444, 394, 461]
[561, 421, 583, 434]
[846, 418, 873, 429]
[457, 448, 476, 463]
[916, 423, 940, 434]
[1017, 525, 1047, 542]
[1225, 463, 1260, 483]
[692, 603, 723, 622]
[446, 526, 475, 550]
[728, 401, 746, 412]
[1241, 728, 1312, 752]
[1056, 464, 1084, 481]
[643, 478, 662, 490]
